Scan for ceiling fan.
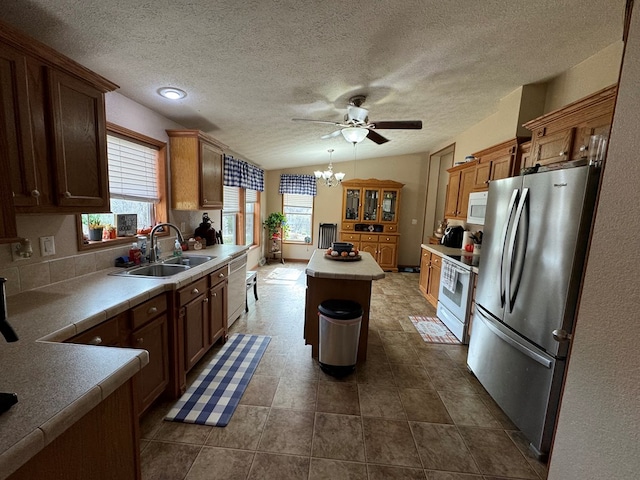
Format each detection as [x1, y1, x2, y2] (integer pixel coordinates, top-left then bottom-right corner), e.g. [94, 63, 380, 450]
[292, 95, 422, 145]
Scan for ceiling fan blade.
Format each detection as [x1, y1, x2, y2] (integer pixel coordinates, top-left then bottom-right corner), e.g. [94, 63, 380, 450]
[321, 130, 342, 140]
[366, 129, 390, 145]
[292, 118, 341, 126]
[370, 120, 422, 130]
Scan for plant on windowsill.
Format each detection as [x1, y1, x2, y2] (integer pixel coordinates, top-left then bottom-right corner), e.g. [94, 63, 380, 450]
[88, 214, 105, 242]
[263, 212, 288, 239]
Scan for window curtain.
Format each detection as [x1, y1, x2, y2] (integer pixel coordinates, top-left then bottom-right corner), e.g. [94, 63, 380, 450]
[223, 155, 264, 191]
[279, 174, 317, 196]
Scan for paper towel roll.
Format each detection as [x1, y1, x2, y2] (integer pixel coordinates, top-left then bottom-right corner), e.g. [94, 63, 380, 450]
[462, 231, 474, 251]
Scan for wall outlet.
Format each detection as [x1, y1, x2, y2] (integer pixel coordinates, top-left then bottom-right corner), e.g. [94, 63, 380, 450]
[40, 236, 56, 256]
[411, 218, 418, 225]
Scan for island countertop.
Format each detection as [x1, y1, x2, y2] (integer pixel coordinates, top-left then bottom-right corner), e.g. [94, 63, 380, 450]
[305, 250, 385, 280]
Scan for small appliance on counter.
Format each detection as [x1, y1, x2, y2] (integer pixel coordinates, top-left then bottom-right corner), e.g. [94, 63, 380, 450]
[0, 277, 19, 414]
[441, 225, 464, 248]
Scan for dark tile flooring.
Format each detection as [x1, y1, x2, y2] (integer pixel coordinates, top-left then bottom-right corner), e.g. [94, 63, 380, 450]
[140, 261, 548, 480]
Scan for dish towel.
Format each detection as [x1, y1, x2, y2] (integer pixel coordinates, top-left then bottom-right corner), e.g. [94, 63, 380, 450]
[441, 262, 458, 293]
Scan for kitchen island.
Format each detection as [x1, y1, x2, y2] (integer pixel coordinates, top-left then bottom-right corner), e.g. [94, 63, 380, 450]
[304, 250, 385, 362]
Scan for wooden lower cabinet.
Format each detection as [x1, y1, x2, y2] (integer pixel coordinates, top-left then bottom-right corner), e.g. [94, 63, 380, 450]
[340, 232, 399, 271]
[8, 380, 140, 480]
[418, 247, 442, 308]
[181, 289, 210, 373]
[209, 267, 228, 345]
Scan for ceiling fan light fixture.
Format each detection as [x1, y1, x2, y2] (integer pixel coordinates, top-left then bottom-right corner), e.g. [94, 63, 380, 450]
[158, 87, 187, 100]
[341, 127, 368, 144]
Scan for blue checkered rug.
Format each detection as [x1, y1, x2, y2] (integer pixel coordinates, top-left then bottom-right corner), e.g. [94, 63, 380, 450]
[165, 333, 270, 426]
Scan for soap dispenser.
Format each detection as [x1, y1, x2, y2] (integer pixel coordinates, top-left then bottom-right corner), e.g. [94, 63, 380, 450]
[173, 236, 183, 257]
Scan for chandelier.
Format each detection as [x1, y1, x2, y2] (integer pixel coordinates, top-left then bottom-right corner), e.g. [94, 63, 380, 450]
[314, 149, 345, 187]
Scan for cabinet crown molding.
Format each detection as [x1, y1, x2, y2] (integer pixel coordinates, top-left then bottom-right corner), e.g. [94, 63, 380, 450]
[341, 178, 404, 188]
[166, 129, 228, 151]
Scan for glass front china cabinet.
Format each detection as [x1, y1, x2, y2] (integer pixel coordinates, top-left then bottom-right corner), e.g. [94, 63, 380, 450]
[339, 179, 404, 271]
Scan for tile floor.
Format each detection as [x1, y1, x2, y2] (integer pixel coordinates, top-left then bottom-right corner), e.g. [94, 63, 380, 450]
[140, 262, 549, 480]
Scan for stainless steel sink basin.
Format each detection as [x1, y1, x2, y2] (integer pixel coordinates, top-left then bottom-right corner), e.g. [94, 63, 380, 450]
[114, 263, 190, 278]
[163, 255, 215, 266]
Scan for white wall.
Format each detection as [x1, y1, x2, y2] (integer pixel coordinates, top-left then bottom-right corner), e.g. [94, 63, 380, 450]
[547, 10, 640, 479]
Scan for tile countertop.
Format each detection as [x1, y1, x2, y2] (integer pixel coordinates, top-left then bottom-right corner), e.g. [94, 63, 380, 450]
[0, 244, 248, 479]
[306, 250, 385, 280]
[420, 243, 481, 274]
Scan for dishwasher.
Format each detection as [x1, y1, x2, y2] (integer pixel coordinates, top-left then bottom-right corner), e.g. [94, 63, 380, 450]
[227, 253, 247, 327]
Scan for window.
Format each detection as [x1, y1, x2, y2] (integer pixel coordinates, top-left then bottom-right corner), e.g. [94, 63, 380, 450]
[77, 124, 167, 249]
[222, 186, 260, 246]
[283, 193, 313, 243]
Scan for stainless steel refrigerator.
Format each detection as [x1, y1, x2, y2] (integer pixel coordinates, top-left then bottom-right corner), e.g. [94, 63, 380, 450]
[467, 164, 600, 458]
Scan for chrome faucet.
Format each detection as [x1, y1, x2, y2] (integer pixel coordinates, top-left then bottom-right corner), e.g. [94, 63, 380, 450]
[149, 223, 185, 263]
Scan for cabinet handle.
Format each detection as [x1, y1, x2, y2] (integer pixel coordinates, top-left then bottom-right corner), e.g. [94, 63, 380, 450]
[212, 292, 217, 297]
[88, 336, 102, 345]
[203, 297, 209, 303]
[219, 273, 225, 278]
[147, 306, 158, 315]
[559, 151, 566, 157]
[423, 253, 428, 257]
[136, 337, 144, 345]
[191, 288, 200, 294]
[579, 145, 588, 152]
[203, 198, 208, 203]
[31, 189, 40, 198]
[63, 191, 72, 198]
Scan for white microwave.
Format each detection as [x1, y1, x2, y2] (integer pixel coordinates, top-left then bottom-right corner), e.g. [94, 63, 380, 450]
[467, 191, 487, 225]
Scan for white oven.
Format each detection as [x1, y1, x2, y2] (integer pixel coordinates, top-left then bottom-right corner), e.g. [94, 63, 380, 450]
[437, 256, 474, 343]
[467, 191, 488, 225]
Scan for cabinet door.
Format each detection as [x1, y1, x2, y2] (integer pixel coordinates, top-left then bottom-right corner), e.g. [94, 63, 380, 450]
[380, 189, 398, 222]
[209, 281, 227, 345]
[419, 249, 431, 295]
[48, 68, 109, 210]
[0, 44, 40, 213]
[572, 113, 613, 161]
[444, 170, 461, 218]
[200, 140, 223, 208]
[532, 128, 575, 166]
[363, 188, 379, 221]
[360, 242, 377, 258]
[343, 188, 361, 221]
[490, 154, 514, 181]
[456, 167, 476, 219]
[473, 161, 491, 189]
[377, 243, 397, 270]
[131, 314, 169, 414]
[425, 256, 441, 307]
[182, 293, 209, 372]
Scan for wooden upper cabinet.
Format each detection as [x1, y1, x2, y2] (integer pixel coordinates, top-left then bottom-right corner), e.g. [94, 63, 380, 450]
[168, 129, 227, 210]
[48, 68, 109, 210]
[471, 138, 524, 190]
[523, 85, 616, 168]
[445, 161, 476, 219]
[444, 168, 462, 218]
[1, 20, 117, 216]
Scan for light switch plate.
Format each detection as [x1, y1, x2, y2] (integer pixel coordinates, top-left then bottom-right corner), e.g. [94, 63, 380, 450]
[40, 236, 56, 256]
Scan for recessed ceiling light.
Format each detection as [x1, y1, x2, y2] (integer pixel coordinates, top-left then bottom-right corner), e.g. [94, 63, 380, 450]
[158, 87, 187, 100]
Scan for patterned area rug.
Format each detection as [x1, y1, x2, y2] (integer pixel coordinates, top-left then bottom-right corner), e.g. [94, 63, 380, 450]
[266, 267, 302, 282]
[165, 334, 270, 426]
[409, 316, 461, 344]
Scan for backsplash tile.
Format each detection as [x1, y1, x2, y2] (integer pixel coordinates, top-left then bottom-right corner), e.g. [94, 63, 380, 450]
[19, 262, 51, 291]
[0, 267, 21, 296]
[74, 254, 96, 276]
[49, 257, 76, 284]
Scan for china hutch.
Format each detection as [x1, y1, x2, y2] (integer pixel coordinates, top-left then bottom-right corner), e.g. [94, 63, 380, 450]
[339, 179, 403, 271]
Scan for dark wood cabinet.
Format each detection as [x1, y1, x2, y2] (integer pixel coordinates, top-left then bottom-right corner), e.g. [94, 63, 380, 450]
[167, 129, 227, 210]
[179, 278, 210, 373]
[209, 266, 228, 345]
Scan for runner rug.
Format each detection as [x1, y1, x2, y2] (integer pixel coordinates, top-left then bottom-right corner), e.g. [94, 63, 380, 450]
[165, 333, 270, 426]
[409, 316, 460, 344]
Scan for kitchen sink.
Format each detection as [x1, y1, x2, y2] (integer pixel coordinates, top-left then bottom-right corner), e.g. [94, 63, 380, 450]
[163, 255, 215, 266]
[113, 263, 190, 278]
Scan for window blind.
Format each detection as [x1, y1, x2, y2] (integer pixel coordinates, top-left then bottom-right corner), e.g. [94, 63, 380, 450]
[284, 193, 313, 208]
[223, 185, 240, 212]
[246, 189, 258, 203]
[107, 135, 159, 202]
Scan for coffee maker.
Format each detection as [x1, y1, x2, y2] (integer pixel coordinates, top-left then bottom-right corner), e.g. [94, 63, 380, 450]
[1, 278, 19, 413]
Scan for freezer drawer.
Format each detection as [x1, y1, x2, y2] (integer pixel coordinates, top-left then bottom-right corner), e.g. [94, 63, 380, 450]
[467, 306, 565, 457]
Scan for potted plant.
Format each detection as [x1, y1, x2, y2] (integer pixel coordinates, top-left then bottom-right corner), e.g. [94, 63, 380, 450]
[88, 214, 104, 241]
[263, 212, 288, 239]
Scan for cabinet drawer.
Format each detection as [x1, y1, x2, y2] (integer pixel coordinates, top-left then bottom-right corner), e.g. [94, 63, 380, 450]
[131, 294, 167, 330]
[340, 233, 361, 242]
[177, 277, 209, 306]
[68, 316, 120, 346]
[361, 234, 379, 242]
[431, 255, 442, 268]
[209, 265, 228, 287]
[379, 235, 397, 244]
[341, 222, 355, 231]
[384, 225, 397, 233]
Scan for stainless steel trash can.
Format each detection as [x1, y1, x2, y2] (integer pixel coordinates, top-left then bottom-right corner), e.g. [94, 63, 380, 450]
[318, 299, 363, 376]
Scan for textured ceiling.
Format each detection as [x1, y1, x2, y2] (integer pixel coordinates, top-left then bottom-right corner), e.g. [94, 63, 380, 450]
[0, 1, 625, 170]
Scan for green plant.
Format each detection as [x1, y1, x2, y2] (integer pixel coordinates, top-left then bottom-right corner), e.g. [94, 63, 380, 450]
[263, 212, 288, 237]
[88, 214, 104, 229]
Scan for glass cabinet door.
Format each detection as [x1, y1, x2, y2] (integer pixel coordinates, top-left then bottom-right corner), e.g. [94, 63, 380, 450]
[381, 190, 398, 222]
[363, 189, 379, 221]
[344, 188, 361, 220]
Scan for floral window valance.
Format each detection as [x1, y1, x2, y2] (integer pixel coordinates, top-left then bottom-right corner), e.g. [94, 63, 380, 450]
[279, 174, 317, 196]
[223, 155, 264, 191]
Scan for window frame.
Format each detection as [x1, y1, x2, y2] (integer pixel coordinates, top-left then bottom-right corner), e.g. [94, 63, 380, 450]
[282, 193, 314, 245]
[222, 186, 261, 248]
[75, 123, 168, 251]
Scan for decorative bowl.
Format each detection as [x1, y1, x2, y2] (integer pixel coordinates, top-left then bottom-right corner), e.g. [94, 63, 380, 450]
[331, 242, 353, 254]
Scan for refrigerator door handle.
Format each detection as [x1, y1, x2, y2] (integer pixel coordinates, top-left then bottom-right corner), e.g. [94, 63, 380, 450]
[500, 189, 520, 307]
[506, 188, 529, 312]
[477, 308, 553, 368]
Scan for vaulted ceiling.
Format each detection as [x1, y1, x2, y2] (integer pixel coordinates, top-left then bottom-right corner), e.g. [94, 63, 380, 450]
[0, 1, 625, 169]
